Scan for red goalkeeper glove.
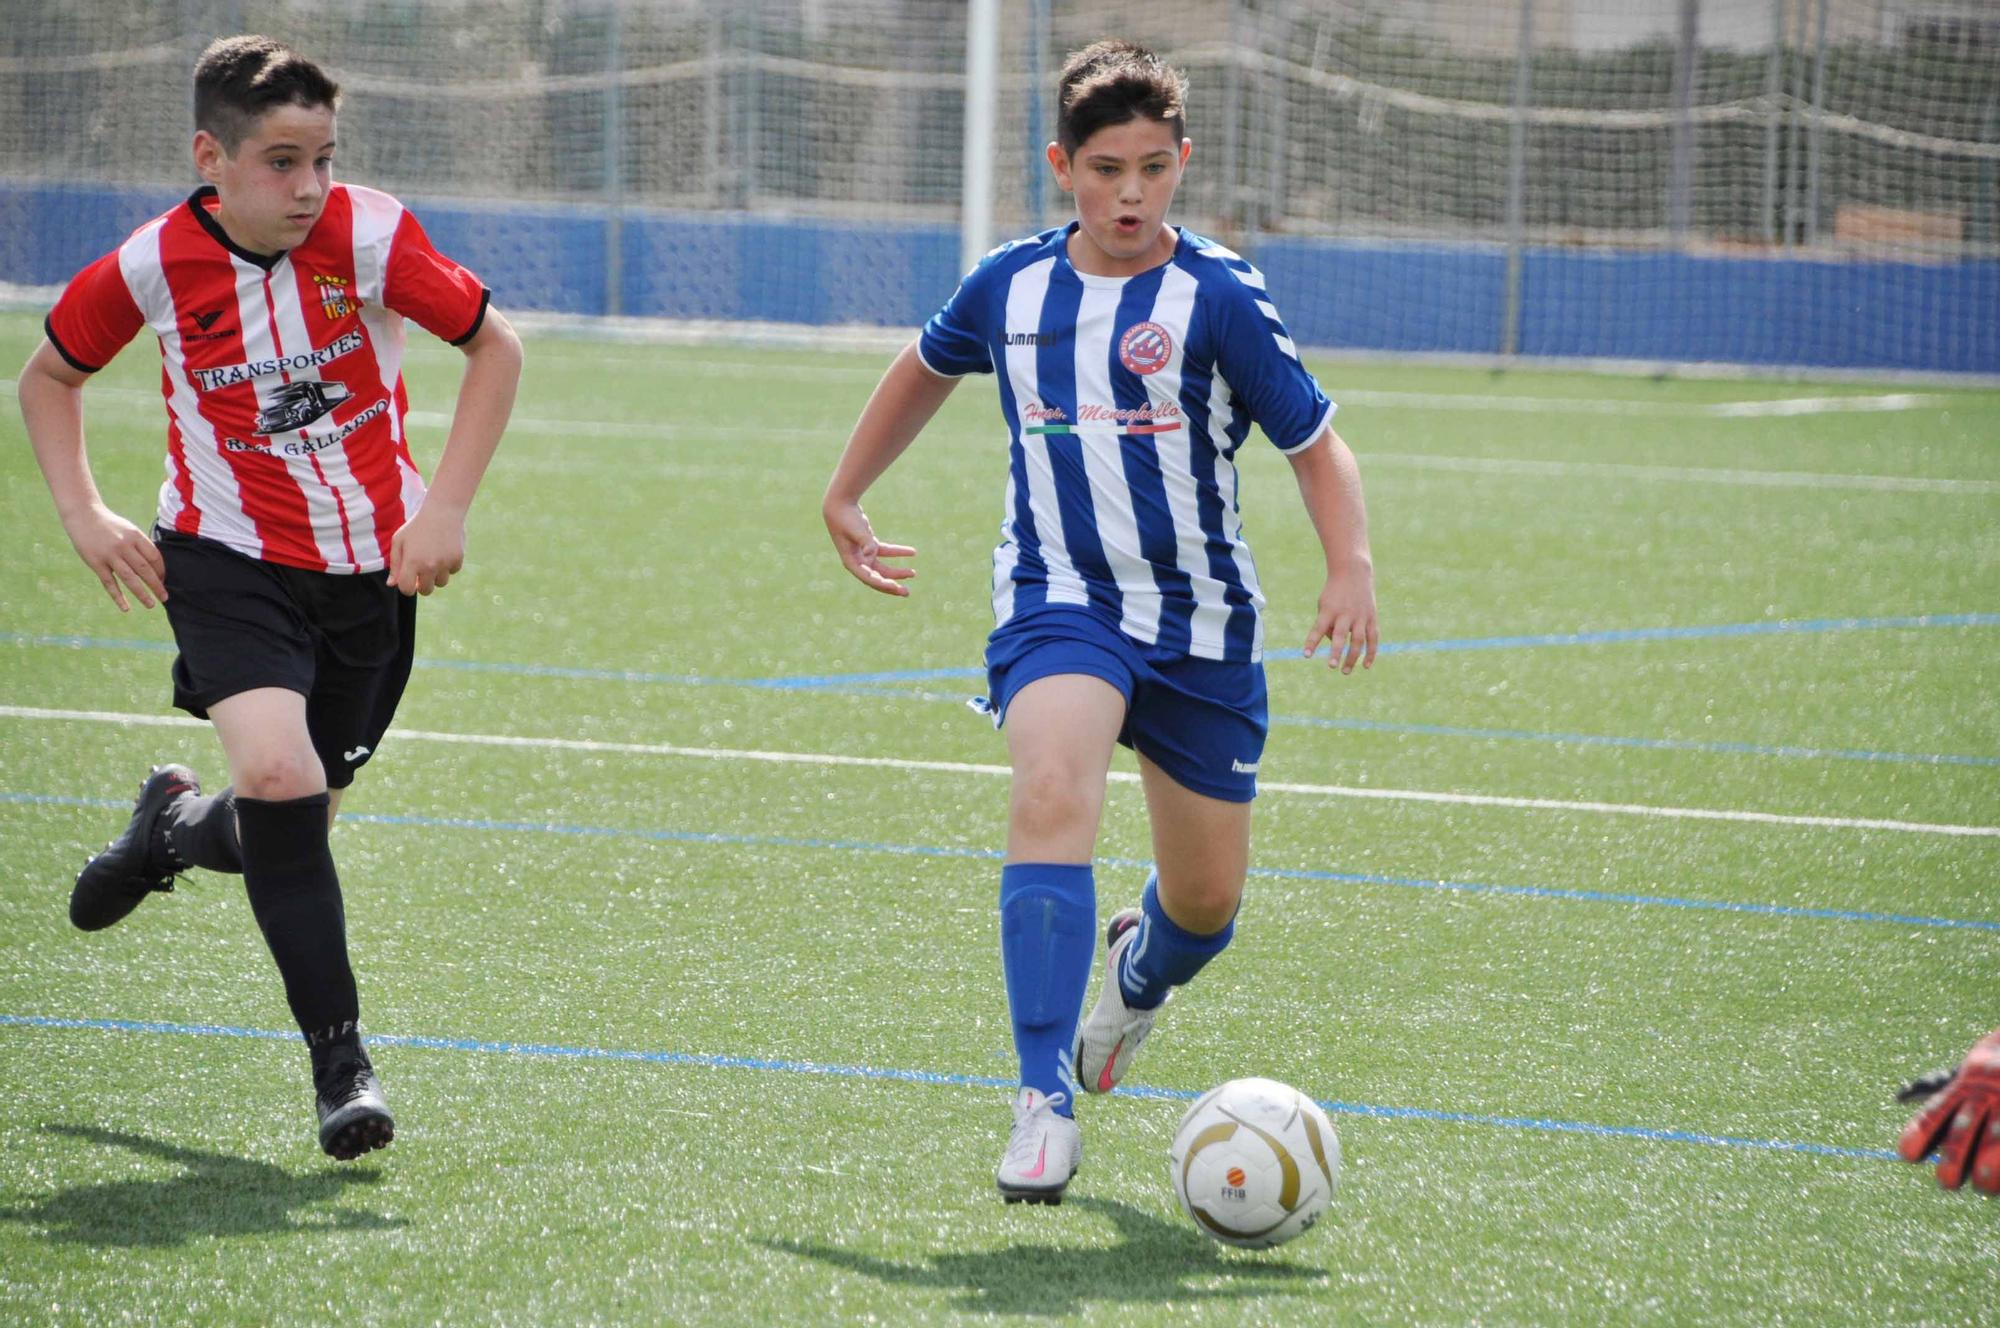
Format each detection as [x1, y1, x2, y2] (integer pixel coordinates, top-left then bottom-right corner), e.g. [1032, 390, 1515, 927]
[1897, 1027, 2000, 1193]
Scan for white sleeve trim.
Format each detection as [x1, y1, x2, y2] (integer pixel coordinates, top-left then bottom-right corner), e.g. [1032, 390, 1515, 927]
[914, 339, 987, 379]
[1274, 401, 1339, 455]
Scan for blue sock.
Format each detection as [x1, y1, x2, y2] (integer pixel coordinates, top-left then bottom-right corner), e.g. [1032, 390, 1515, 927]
[998, 862, 1096, 1116]
[1117, 872, 1235, 1012]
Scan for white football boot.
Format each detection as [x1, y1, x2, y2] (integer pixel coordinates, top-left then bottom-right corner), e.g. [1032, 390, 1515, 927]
[1073, 908, 1163, 1094]
[995, 1088, 1081, 1204]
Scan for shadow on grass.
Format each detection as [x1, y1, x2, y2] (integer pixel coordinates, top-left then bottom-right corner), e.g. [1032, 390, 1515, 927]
[0, 1125, 407, 1248]
[764, 1195, 1324, 1315]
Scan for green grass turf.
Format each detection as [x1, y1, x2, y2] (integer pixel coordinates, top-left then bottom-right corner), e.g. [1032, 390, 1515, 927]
[2, 310, 1997, 1324]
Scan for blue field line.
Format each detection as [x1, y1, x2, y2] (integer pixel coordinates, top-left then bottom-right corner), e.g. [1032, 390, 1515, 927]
[11, 623, 1996, 771]
[13, 611, 1996, 694]
[8, 790, 1997, 933]
[4, 632, 177, 654]
[741, 666, 985, 690]
[1272, 715, 2000, 768]
[769, 685, 2000, 769]
[1353, 611, 2000, 658]
[409, 658, 726, 687]
[0, 1013, 1902, 1164]
[741, 611, 2000, 690]
[0, 632, 743, 690]
[0, 632, 966, 692]
[0, 631, 955, 692]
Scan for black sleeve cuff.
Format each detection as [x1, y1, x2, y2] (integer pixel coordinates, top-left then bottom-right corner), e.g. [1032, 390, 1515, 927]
[43, 316, 102, 374]
[448, 289, 492, 347]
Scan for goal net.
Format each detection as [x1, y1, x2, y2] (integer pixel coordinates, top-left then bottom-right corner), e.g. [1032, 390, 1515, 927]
[3, 0, 1994, 373]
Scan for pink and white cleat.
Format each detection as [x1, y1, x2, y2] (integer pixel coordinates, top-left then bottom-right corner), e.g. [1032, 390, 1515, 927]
[1073, 909, 1163, 1094]
[995, 1088, 1081, 1204]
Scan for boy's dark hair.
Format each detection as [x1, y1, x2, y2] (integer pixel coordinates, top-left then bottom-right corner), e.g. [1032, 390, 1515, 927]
[1055, 40, 1187, 156]
[194, 35, 340, 151]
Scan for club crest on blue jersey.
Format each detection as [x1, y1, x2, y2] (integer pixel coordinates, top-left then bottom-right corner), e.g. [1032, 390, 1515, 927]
[1119, 321, 1173, 375]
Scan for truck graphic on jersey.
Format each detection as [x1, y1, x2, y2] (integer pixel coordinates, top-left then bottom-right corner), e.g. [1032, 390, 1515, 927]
[255, 380, 353, 435]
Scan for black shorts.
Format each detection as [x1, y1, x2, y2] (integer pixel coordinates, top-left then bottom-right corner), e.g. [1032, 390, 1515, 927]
[157, 530, 417, 790]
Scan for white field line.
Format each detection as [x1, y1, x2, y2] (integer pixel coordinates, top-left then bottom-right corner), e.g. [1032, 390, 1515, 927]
[0, 377, 1959, 419]
[1365, 452, 2000, 495]
[403, 410, 828, 442]
[0, 383, 817, 444]
[4, 705, 1994, 839]
[1706, 393, 1945, 417]
[15, 381, 1988, 493]
[1334, 389, 1950, 417]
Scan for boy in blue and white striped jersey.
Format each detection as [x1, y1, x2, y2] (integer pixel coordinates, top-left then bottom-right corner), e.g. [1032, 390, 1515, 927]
[823, 39, 1378, 1204]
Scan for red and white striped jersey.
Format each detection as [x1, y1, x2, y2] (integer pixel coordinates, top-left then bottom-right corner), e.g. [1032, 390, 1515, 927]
[46, 184, 490, 574]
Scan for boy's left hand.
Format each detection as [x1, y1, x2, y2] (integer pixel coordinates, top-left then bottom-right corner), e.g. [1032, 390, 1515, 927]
[386, 502, 467, 596]
[824, 499, 917, 597]
[1899, 1027, 2000, 1193]
[1304, 563, 1378, 674]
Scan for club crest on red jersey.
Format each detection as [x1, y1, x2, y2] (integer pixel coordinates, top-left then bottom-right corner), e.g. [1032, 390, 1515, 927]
[313, 274, 354, 321]
[1119, 321, 1173, 376]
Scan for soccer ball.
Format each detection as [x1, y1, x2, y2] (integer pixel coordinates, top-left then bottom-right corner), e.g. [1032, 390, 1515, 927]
[1169, 1077, 1340, 1249]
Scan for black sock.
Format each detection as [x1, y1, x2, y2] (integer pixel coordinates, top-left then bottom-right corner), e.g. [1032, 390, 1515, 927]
[235, 794, 361, 1069]
[164, 788, 243, 873]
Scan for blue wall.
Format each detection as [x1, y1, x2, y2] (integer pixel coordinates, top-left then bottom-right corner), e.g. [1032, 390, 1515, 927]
[6, 182, 1993, 374]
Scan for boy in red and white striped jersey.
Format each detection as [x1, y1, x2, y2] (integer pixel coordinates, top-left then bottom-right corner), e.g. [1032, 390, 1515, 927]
[17, 35, 523, 1160]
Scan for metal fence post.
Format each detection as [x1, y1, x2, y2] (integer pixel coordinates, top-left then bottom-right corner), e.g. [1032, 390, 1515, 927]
[1668, 0, 1698, 243]
[1026, 0, 1050, 230]
[1979, 97, 1999, 245]
[1262, 1, 1290, 238]
[1762, 0, 1782, 244]
[1785, 0, 1809, 249]
[1500, 0, 1533, 357]
[704, 8, 723, 209]
[744, 4, 762, 208]
[1222, 0, 1244, 234]
[1805, 0, 1828, 246]
[603, 0, 624, 317]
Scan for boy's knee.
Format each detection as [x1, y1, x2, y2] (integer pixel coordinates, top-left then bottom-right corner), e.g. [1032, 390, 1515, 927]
[232, 748, 327, 801]
[1158, 875, 1243, 936]
[1010, 769, 1101, 843]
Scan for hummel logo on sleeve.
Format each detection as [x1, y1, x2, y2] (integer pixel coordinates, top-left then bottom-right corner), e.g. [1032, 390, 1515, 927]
[1231, 759, 1260, 774]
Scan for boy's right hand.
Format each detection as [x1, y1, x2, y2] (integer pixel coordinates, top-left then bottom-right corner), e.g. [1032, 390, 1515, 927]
[63, 505, 167, 611]
[823, 500, 916, 597]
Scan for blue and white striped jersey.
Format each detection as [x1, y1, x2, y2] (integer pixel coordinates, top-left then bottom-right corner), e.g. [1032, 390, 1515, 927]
[918, 223, 1335, 663]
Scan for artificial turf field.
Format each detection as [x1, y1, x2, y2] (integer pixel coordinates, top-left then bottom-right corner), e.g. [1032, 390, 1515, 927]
[0, 307, 1995, 1325]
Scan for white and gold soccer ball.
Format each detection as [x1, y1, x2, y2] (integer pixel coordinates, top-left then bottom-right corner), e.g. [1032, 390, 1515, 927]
[1169, 1077, 1340, 1249]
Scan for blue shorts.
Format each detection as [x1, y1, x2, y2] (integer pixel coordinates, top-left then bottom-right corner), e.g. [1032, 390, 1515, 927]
[984, 607, 1268, 802]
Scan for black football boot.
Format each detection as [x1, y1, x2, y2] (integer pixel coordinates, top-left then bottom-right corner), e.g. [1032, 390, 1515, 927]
[70, 764, 199, 931]
[315, 1046, 395, 1161]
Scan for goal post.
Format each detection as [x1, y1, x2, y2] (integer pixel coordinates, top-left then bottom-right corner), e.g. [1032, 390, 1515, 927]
[962, 0, 1000, 275]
